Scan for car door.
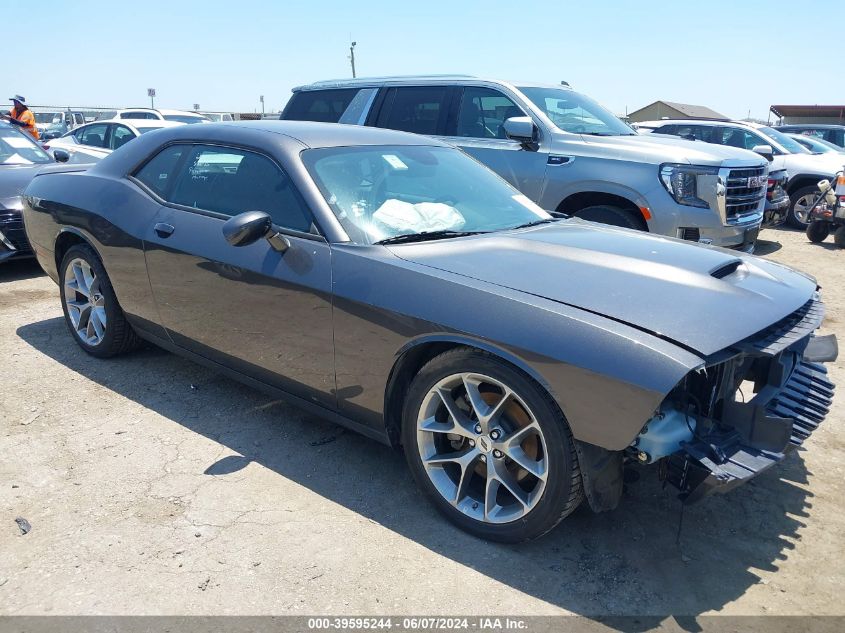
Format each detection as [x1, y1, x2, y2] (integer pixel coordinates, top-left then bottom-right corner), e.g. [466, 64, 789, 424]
[440, 86, 549, 201]
[66, 122, 111, 162]
[140, 143, 336, 407]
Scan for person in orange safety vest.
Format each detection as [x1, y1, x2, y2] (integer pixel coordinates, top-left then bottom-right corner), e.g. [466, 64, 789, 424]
[3, 95, 40, 140]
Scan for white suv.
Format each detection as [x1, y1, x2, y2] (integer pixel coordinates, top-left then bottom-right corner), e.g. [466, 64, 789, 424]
[651, 119, 845, 227]
[113, 108, 210, 125]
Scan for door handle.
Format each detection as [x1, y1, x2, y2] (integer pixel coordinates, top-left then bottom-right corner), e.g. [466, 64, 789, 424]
[548, 155, 574, 166]
[154, 222, 175, 238]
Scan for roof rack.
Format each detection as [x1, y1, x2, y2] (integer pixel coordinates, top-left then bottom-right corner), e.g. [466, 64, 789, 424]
[303, 74, 476, 88]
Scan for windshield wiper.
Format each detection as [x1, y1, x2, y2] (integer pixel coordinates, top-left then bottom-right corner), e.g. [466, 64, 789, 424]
[511, 218, 558, 230]
[375, 230, 487, 245]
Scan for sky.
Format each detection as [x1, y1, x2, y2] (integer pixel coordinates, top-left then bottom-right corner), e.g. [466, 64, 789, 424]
[4, 0, 841, 120]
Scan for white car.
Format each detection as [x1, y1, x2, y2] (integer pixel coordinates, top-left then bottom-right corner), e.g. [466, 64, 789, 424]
[113, 108, 210, 124]
[44, 119, 184, 163]
[650, 119, 845, 227]
[201, 112, 234, 122]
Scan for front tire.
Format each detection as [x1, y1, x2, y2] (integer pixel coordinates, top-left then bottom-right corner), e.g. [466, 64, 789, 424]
[806, 221, 830, 243]
[788, 186, 820, 229]
[59, 244, 141, 358]
[402, 348, 582, 543]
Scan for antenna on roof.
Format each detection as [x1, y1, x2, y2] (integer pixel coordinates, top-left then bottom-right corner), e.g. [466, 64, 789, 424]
[560, 80, 570, 87]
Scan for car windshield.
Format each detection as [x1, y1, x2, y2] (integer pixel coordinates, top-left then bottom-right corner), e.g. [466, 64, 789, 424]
[0, 127, 52, 165]
[302, 145, 550, 245]
[757, 126, 810, 154]
[163, 115, 206, 124]
[518, 87, 636, 136]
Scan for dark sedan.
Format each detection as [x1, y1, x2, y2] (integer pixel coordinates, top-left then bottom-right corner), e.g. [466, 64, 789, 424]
[22, 122, 836, 542]
[0, 122, 55, 262]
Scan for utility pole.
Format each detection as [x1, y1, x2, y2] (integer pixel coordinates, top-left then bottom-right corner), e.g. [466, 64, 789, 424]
[349, 41, 357, 78]
[260, 95, 265, 116]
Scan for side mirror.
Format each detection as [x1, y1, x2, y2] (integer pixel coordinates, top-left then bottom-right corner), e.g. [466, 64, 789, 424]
[503, 116, 537, 145]
[222, 210, 290, 253]
[751, 144, 774, 162]
[53, 149, 70, 163]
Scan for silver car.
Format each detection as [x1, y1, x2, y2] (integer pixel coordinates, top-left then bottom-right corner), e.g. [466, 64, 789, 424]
[282, 76, 768, 251]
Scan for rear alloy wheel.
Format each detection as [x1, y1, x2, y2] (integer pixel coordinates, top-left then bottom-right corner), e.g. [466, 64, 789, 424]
[788, 186, 820, 229]
[574, 205, 646, 231]
[403, 349, 582, 542]
[806, 221, 830, 243]
[59, 244, 141, 358]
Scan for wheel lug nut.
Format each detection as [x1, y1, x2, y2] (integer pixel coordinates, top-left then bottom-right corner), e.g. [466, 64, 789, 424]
[480, 454, 487, 462]
[491, 429, 500, 440]
[493, 449, 503, 459]
[468, 439, 475, 447]
[474, 424, 482, 434]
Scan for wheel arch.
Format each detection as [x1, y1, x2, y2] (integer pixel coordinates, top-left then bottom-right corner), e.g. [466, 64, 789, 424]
[54, 228, 102, 273]
[556, 190, 649, 229]
[786, 174, 828, 195]
[382, 335, 556, 449]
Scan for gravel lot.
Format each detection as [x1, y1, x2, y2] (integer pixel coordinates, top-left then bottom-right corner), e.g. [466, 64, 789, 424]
[1, 226, 844, 618]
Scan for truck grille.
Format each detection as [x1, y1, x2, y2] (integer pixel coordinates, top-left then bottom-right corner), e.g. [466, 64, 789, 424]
[726, 167, 767, 219]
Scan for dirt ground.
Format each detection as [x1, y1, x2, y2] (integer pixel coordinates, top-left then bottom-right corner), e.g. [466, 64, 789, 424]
[1, 225, 844, 619]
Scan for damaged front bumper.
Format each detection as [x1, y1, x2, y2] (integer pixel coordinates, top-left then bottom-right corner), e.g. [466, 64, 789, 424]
[648, 297, 836, 503]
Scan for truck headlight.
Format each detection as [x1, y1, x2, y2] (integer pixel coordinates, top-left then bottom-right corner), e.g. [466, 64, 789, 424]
[659, 164, 719, 208]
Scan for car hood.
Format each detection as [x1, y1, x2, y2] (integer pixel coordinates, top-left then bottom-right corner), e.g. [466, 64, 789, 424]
[783, 152, 845, 177]
[0, 164, 49, 209]
[576, 132, 766, 167]
[388, 220, 817, 357]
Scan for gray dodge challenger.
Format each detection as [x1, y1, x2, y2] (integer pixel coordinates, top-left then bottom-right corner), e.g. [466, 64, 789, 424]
[22, 121, 836, 542]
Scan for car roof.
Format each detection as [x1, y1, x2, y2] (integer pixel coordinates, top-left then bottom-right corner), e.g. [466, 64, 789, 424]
[126, 119, 185, 129]
[293, 75, 571, 93]
[156, 109, 206, 117]
[650, 119, 765, 129]
[222, 120, 449, 148]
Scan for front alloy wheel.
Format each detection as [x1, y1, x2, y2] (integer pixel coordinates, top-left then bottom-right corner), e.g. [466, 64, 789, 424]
[403, 349, 582, 542]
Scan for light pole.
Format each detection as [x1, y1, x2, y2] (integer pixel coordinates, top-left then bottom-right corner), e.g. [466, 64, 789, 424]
[260, 95, 265, 116]
[349, 41, 357, 78]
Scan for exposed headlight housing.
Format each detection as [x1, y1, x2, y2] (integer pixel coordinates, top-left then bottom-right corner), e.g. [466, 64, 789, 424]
[659, 164, 719, 208]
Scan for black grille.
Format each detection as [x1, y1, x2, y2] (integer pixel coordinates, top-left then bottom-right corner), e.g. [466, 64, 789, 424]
[726, 167, 767, 218]
[737, 298, 825, 355]
[0, 211, 31, 253]
[767, 361, 835, 448]
[679, 227, 700, 242]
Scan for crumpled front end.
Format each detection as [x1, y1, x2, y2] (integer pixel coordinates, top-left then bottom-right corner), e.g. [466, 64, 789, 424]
[630, 295, 836, 503]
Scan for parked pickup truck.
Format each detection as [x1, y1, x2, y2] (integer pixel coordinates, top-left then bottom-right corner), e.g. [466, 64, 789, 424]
[281, 76, 769, 251]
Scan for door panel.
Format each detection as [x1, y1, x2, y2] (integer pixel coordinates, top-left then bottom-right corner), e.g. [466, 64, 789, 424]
[144, 206, 336, 408]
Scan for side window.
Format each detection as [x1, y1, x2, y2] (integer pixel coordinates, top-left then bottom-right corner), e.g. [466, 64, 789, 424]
[110, 125, 136, 150]
[654, 124, 677, 136]
[283, 89, 360, 123]
[338, 88, 377, 124]
[375, 86, 450, 135]
[134, 145, 187, 198]
[76, 124, 109, 148]
[168, 145, 313, 232]
[717, 127, 758, 150]
[455, 87, 525, 139]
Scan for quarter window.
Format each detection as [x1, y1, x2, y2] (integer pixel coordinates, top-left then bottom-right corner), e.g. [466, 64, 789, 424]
[455, 87, 525, 139]
[375, 86, 450, 136]
[283, 88, 360, 123]
[167, 145, 313, 232]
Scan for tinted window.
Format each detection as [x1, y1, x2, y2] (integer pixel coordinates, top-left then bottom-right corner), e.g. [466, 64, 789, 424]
[719, 127, 766, 150]
[674, 125, 718, 143]
[283, 89, 360, 123]
[455, 87, 525, 139]
[121, 112, 158, 120]
[110, 125, 136, 150]
[162, 115, 207, 124]
[134, 145, 186, 198]
[168, 145, 313, 232]
[376, 86, 450, 135]
[75, 123, 109, 148]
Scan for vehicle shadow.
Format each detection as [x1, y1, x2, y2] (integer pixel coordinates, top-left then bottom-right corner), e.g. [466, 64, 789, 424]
[17, 317, 815, 625]
[0, 259, 44, 283]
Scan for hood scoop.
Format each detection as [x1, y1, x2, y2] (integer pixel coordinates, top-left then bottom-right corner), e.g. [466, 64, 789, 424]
[710, 259, 743, 279]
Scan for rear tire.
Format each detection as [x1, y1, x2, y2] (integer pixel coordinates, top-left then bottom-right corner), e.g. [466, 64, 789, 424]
[574, 205, 646, 231]
[402, 348, 583, 543]
[59, 244, 141, 358]
[806, 221, 831, 243]
[787, 186, 819, 229]
[834, 226, 845, 248]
